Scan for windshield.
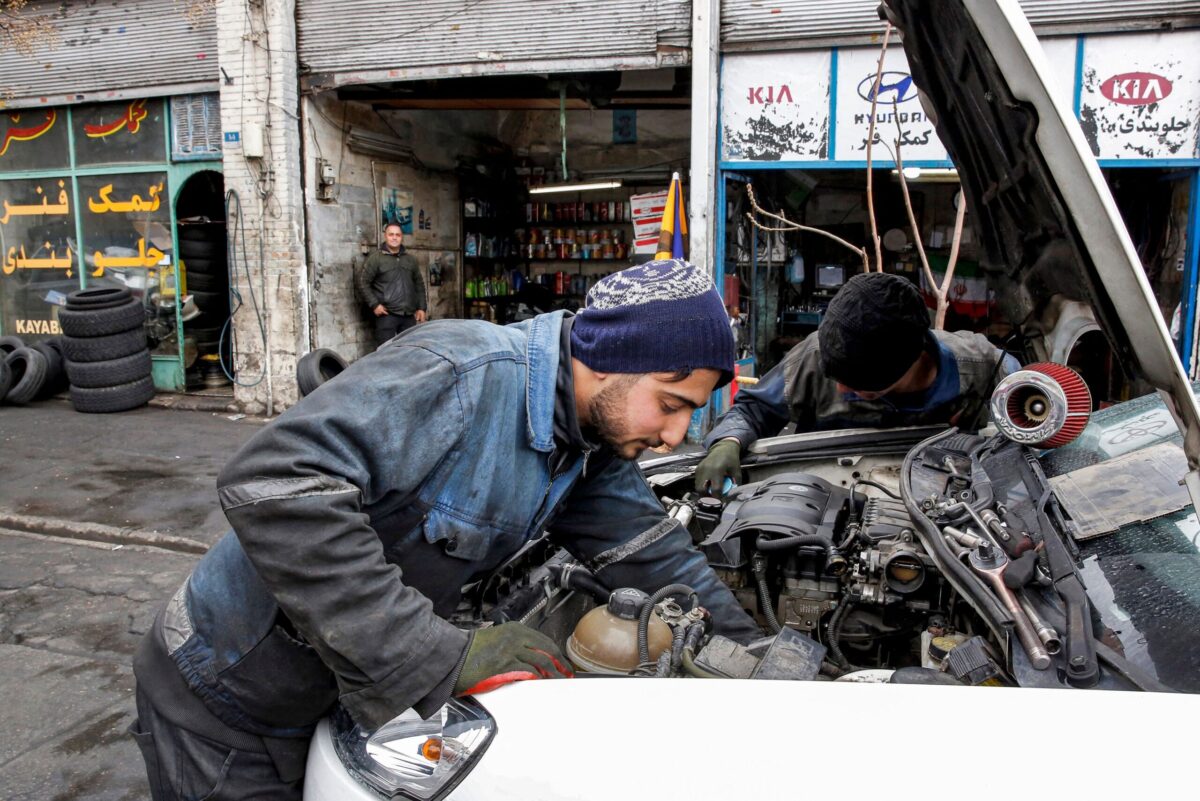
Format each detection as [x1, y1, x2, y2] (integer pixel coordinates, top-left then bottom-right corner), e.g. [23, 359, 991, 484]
[1041, 387, 1200, 692]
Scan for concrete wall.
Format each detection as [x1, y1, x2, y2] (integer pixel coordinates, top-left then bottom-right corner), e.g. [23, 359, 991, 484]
[217, 0, 308, 414]
[301, 98, 482, 359]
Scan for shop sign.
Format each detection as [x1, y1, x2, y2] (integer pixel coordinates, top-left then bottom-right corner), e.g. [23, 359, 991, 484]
[1080, 30, 1200, 159]
[720, 50, 831, 162]
[833, 47, 947, 163]
[12, 318, 61, 335]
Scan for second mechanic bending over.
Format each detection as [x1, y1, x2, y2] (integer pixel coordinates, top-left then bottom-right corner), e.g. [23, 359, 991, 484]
[695, 272, 1019, 494]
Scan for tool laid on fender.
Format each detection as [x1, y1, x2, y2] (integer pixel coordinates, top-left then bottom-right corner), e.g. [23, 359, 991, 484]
[967, 540, 1052, 670]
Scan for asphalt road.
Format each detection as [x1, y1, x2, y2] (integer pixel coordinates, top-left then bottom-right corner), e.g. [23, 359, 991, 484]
[0, 400, 262, 800]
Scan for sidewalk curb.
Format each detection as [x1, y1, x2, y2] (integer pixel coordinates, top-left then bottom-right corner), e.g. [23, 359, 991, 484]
[0, 511, 210, 555]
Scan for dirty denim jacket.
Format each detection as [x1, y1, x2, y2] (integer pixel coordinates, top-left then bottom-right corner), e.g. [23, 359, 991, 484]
[706, 329, 1016, 449]
[163, 311, 758, 738]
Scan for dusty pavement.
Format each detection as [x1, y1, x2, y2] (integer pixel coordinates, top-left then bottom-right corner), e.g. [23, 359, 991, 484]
[0, 400, 264, 800]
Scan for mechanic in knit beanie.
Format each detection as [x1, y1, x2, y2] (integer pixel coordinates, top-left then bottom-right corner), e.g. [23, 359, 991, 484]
[567, 259, 736, 460]
[694, 271, 1018, 494]
[571, 259, 735, 387]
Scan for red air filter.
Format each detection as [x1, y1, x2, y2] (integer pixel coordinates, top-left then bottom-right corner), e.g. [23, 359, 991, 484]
[990, 362, 1091, 448]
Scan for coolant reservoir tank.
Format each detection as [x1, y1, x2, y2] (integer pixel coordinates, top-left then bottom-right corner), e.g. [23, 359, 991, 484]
[566, 588, 673, 675]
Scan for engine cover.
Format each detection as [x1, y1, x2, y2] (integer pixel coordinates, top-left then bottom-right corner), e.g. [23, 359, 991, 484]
[706, 473, 849, 545]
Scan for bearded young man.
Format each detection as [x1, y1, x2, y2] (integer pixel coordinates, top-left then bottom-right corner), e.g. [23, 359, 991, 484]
[130, 259, 760, 800]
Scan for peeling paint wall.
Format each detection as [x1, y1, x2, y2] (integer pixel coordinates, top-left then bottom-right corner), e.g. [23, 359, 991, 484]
[218, 0, 308, 415]
[302, 98, 489, 360]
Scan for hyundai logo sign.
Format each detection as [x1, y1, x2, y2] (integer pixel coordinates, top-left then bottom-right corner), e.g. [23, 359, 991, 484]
[857, 71, 918, 104]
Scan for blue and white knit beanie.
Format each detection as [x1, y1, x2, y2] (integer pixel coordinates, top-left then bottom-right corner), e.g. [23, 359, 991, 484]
[570, 259, 735, 388]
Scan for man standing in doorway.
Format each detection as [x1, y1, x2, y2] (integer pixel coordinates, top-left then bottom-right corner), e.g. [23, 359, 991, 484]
[357, 222, 427, 346]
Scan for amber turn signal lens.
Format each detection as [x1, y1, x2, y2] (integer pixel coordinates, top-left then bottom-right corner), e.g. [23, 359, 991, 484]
[419, 737, 443, 762]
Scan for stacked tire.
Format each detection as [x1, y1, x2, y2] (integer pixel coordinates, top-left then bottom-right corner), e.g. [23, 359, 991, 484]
[0, 335, 68, 405]
[179, 222, 230, 366]
[60, 287, 155, 413]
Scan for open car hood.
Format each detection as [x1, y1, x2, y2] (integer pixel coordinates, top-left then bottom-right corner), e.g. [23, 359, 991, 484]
[882, 0, 1200, 499]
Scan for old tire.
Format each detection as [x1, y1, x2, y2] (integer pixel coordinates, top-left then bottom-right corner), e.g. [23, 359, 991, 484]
[190, 289, 228, 311]
[66, 287, 133, 310]
[61, 329, 148, 363]
[182, 257, 226, 276]
[57, 298, 145, 337]
[29, 340, 68, 397]
[70, 375, 155, 413]
[296, 348, 348, 398]
[3, 347, 48, 405]
[186, 272, 227, 292]
[178, 223, 225, 242]
[179, 239, 223, 259]
[0, 335, 24, 356]
[66, 349, 153, 389]
[0, 358, 12, 401]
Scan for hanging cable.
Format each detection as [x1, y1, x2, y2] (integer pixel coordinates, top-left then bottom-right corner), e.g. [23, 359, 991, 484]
[220, 188, 268, 387]
[559, 85, 568, 182]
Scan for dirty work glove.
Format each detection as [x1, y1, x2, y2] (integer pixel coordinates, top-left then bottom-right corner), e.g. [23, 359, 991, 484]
[453, 622, 574, 696]
[694, 439, 742, 495]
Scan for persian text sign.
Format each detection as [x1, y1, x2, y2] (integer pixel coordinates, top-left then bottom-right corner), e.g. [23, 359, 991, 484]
[833, 47, 947, 163]
[720, 51, 831, 162]
[1080, 30, 1200, 160]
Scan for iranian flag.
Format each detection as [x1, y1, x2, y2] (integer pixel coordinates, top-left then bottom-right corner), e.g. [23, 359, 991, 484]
[919, 254, 992, 319]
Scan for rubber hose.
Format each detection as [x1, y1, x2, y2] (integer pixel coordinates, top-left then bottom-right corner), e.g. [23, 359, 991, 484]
[755, 533, 831, 553]
[753, 561, 783, 634]
[669, 624, 686, 674]
[654, 649, 673, 678]
[637, 583, 698, 665]
[827, 600, 857, 671]
[547, 564, 611, 602]
[682, 647, 722, 678]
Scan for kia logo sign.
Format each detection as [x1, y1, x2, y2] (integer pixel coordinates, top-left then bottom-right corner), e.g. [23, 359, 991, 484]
[857, 72, 917, 104]
[1100, 72, 1173, 105]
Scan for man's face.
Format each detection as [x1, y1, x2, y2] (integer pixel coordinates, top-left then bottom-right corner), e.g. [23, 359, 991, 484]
[588, 369, 721, 460]
[835, 350, 926, 400]
[384, 226, 403, 249]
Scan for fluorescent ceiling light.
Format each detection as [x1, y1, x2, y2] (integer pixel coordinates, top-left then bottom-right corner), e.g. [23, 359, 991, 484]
[529, 180, 623, 195]
[890, 167, 959, 183]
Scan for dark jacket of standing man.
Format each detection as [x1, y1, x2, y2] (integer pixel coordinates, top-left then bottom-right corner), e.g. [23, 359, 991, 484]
[130, 259, 760, 801]
[357, 222, 427, 346]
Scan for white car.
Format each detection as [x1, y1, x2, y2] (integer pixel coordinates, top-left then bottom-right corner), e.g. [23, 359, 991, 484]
[304, 2, 1200, 798]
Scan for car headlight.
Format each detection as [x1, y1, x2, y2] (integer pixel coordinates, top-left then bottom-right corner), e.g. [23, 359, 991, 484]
[330, 698, 496, 800]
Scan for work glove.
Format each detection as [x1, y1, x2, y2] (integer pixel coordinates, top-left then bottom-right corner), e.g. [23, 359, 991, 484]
[694, 438, 743, 495]
[453, 622, 574, 697]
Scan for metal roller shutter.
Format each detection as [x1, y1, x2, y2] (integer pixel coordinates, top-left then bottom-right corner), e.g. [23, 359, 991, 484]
[0, 0, 217, 109]
[721, 0, 1200, 50]
[297, 0, 692, 91]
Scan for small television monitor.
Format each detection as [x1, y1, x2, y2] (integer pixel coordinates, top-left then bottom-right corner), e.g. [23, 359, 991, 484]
[816, 264, 845, 290]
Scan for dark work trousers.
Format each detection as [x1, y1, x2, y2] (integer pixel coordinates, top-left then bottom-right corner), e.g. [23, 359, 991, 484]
[130, 685, 309, 801]
[373, 312, 416, 347]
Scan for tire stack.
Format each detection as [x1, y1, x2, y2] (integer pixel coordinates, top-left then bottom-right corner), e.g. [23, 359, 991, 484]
[0, 335, 68, 405]
[179, 222, 230, 372]
[59, 287, 156, 413]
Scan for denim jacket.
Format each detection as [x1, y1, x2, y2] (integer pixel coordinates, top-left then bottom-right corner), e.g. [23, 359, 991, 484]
[163, 311, 758, 737]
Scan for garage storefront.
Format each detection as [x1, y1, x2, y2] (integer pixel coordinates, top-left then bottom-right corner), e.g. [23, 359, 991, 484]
[294, 0, 695, 358]
[716, 3, 1200, 405]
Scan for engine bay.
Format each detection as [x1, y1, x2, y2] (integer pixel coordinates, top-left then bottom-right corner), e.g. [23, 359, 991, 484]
[456, 425, 1162, 691]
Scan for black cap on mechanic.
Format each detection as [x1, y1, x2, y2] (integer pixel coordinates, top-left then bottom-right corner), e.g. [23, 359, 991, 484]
[817, 272, 931, 393]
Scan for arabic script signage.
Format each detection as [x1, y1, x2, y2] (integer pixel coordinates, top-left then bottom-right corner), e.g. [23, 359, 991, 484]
[1080, 30, 1200, 160]
[74, 99, 166, 166]
[720, 50, 831, 162]
[0, 110, 69, 172]
[78, 173, 172, 279]
[833, 47, 947, 163]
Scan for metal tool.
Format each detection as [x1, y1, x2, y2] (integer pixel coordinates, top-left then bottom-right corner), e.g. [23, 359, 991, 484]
[1018, 592, 1062, 655]
[967, 541, 1052, 670]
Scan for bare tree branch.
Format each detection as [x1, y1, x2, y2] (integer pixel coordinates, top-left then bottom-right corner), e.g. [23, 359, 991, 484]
[0, 0, 59, 56]
[744, 184, 870, 274]
[937, 190, 968, 329]
[864, 23, 892, 273]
